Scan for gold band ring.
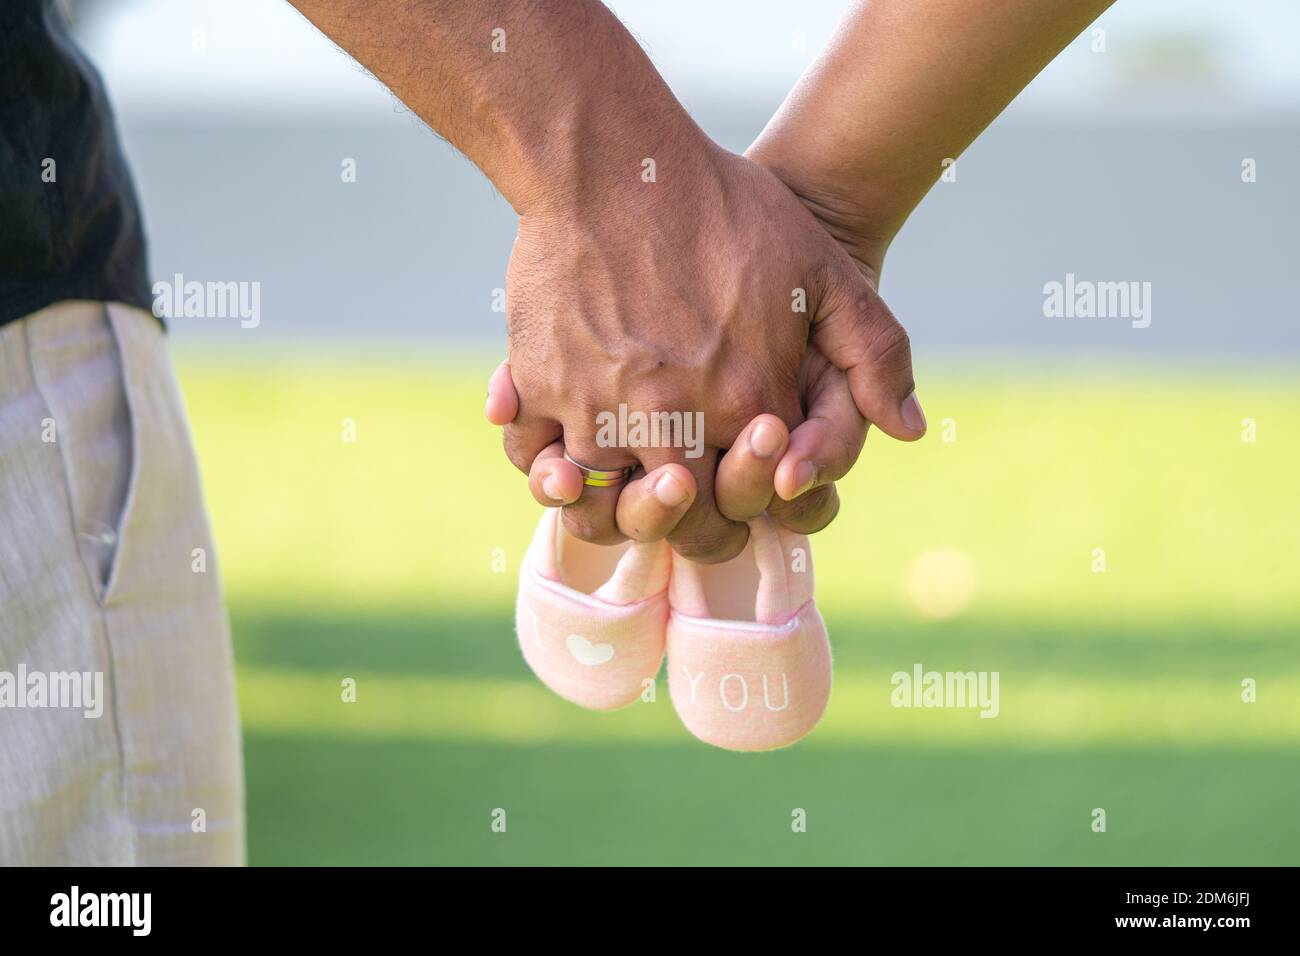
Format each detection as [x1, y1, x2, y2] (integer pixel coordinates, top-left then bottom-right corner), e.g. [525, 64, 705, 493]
[564, 453, 634, 488]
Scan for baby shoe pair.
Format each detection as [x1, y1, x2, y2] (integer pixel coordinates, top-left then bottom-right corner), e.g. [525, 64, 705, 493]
[516, 507, 832, 751]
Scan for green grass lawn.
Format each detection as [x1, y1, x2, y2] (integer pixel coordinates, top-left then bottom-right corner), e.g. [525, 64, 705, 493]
[176, 353, 1300, 865]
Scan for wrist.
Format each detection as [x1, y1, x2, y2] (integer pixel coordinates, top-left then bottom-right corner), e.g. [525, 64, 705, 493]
[508, 77, 716, 224]
[745, 140, 897, 285]
[463, 0, 711, 221]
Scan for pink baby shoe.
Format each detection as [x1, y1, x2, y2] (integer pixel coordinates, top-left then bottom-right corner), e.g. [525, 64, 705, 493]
[517, 508, 671, 710]
[666, 514, 832, 751]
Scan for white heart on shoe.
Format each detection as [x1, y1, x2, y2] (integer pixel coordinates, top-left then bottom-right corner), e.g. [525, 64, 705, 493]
[566, 633, 615, 666]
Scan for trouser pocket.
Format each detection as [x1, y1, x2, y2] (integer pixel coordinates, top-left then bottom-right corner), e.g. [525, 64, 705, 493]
[25, 301, 135, 603]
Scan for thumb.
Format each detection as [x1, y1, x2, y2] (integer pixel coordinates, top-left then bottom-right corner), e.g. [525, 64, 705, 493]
[484, 359, 519, 425]
[809, 265, 926, 442]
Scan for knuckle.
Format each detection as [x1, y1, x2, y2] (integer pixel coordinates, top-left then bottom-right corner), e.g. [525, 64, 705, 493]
[670, 525, 747, 564]
[807, 259, 846, 305]
[773, 485, 840, 534]
[501, 430, 532, 474]
[627, 382, 680, 415]
[712, 383, 771, 447]
[718, 498, 766, 524]
[822, 428, 868, 481]
[619, 509, 672, 543]
[863, 319, 913, 372]
[561, 508, 624, 547]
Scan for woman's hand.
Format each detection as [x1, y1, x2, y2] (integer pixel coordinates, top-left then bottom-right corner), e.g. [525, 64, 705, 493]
[503, 137, 922, 562]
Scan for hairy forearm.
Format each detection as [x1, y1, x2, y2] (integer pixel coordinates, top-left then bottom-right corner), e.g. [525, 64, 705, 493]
[288, 0, 708, 216]
[750, 0, 1116, 244]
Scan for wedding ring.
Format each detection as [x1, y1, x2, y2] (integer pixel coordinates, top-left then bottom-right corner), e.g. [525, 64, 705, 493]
[564, 453, 634, 487]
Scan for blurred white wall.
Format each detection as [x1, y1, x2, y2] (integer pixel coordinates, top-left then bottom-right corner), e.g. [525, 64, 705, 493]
[75, 0, 1300, 123]
[61, 1, 1300, 357]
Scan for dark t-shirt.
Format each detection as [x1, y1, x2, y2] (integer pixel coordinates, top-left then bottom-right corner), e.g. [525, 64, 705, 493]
[0, 0, 153, 327]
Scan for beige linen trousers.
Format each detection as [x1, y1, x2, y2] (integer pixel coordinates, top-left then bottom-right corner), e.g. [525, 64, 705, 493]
[0, 300, 244, 865]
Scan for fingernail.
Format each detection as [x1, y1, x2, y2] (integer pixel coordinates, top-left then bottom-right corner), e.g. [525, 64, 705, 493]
[542, 474, 564, 502]
[748, 421, 781, 459]
[791, 461, 817, 498]
[901, 390, 927, 433]
[654, 472, 689, 508]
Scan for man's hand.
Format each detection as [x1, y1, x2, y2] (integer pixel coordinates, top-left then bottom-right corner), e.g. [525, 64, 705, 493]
[502, 136, 922, 562]
[487, 346, 870, 546]
[287, 0, 924, 562]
